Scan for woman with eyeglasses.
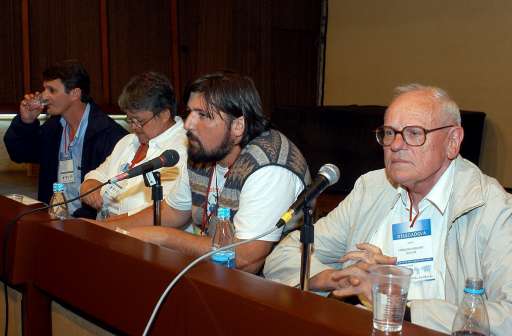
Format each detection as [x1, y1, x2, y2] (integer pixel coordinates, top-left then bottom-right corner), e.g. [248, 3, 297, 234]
[80, 72, 189, 219]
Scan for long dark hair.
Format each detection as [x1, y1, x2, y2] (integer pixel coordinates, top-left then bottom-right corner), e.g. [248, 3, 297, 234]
[183, 71, 270, 147]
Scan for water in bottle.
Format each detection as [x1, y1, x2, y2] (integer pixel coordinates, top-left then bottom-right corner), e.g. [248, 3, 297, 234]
[97, 195, 110, 220]
[451, 278, 490, 336]
[48, 182, 69, 220]
[211, 207, 236, 268]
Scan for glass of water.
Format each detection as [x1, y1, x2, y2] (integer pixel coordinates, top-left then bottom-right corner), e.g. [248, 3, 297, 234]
[369, 265, 412, 332]
[27, 94, 49, 110]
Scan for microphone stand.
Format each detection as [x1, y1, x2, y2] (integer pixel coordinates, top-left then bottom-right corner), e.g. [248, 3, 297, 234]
[143, 171, 162, 226]
[299, 202, 314, 291]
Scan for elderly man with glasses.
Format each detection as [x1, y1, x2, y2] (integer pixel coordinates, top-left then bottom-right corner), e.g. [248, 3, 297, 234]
[264, 84, 512, 335]
[80, 72, 188, 218]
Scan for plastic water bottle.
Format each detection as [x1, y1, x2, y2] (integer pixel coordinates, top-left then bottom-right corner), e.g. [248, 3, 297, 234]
[97, 195, 110, 220]
[98, 184, 120, 219]
[48, 182, 69, 220]
[451, 278, 490, 336]
[211, 207, 236, 268]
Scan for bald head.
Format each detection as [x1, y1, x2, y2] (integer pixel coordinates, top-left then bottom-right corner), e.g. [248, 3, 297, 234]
[391, 83, 461, 126]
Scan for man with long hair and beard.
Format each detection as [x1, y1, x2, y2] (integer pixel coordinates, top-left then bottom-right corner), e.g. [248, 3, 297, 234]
[103, 71, 310, 274]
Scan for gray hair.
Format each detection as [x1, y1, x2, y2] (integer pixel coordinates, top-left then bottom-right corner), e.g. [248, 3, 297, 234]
[118, 71, 177, 117]
[393, 83, 461, 125]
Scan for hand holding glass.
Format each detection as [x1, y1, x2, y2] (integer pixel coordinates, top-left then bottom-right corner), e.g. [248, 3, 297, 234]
[26, 94, 48, 111]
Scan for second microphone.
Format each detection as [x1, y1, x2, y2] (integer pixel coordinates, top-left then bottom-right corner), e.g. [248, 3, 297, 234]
[110, 149, 180, 183]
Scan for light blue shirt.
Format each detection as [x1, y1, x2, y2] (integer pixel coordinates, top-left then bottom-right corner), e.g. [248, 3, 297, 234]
[58, 104, 90, 214]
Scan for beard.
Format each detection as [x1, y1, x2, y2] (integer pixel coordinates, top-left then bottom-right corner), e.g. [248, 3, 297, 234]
[187, 130, 233, 163]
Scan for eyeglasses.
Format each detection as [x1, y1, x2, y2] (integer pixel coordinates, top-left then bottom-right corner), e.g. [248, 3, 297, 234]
[126, 114, 156, 130]
[375, 125, 454, 147]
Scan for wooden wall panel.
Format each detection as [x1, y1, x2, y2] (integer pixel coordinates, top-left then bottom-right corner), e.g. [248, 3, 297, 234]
[108, 0, 173, 104]
[231, 0, 273, 115]
[29, 0, 104, 102]
[271, 0, 321, 107]
[178, 0, 234, 84]
[178, 0, 321, 115]
[0, 0, 23, 103]
[1, 0, 318, 113]
[179, 0, 273, 111]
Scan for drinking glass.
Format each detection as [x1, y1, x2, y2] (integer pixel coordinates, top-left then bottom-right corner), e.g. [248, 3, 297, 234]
[27, 95, 48, 110]
[370, 265, 412, 332]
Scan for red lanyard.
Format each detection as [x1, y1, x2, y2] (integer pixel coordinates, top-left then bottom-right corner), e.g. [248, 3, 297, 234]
[408, 192, 420, 228]
[201, 166, 218, 234]
[63, 124, 79, 156]
[200, 164, 232, 234]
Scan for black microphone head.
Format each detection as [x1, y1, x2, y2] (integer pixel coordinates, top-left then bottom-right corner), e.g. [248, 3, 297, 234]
[161, 149, 180, 167]
[318, 164, 340, 186]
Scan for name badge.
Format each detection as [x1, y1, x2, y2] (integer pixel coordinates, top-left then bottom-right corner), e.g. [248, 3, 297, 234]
[102, 183, 122, 214]
[104, 183, 122, 199]
[119, 162, 130, 173]
[58, 158, 75, 184]
[392, 218, 435, 282]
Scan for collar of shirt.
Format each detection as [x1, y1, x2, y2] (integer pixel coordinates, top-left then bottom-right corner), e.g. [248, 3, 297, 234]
[59, 103, 91, 146]
[395, 160, 455, 215]
[58, 103, 90, 214]
[215, 163, 229, 180]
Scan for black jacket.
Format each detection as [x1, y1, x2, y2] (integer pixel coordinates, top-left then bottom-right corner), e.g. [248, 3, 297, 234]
[4, 102, 128, 218]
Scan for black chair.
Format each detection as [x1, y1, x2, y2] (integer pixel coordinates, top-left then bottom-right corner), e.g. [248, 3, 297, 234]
[272, 105, 485, 195]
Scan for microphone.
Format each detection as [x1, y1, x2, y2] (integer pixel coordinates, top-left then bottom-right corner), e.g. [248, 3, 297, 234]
[277, 163, 340, 228]
[110, 149, 180, 183]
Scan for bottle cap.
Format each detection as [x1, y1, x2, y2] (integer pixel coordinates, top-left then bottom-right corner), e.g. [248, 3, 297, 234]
[53, 183, 65, 193]
[464, 277, 484, 294]
[217, 207, 230, 220]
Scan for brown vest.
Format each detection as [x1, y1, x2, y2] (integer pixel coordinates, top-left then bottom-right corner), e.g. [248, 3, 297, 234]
[188, 129, 310, 236]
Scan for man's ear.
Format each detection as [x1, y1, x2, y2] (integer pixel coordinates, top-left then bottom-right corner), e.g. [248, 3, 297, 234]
[447, 126, 464, 160]
[70, 87, 82, 101]
[158, 108, 172, 123]
[231, 116, 245, 138]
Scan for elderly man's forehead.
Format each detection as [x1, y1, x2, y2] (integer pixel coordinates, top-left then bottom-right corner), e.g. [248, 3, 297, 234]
[385, 91, 441, 121]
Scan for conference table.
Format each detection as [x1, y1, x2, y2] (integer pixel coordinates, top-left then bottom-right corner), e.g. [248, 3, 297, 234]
[0, 196, 445, 335]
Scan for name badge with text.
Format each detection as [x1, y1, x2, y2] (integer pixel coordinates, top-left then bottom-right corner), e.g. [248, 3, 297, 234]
[392, 218, 435, 282]
[58, 158, 75, 184]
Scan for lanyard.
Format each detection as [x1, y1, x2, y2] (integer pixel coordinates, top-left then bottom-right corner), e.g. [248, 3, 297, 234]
[63, 123, 80, 156]
[200, 163, 232, 234]
[63, 124, 72, 155]
[201, 166, 217, 235]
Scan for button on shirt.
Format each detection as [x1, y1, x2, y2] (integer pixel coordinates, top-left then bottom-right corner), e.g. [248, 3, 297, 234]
[369, 161, 455, 300]
[84, 117, 189, 216]
[59, 104, 90, 214]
